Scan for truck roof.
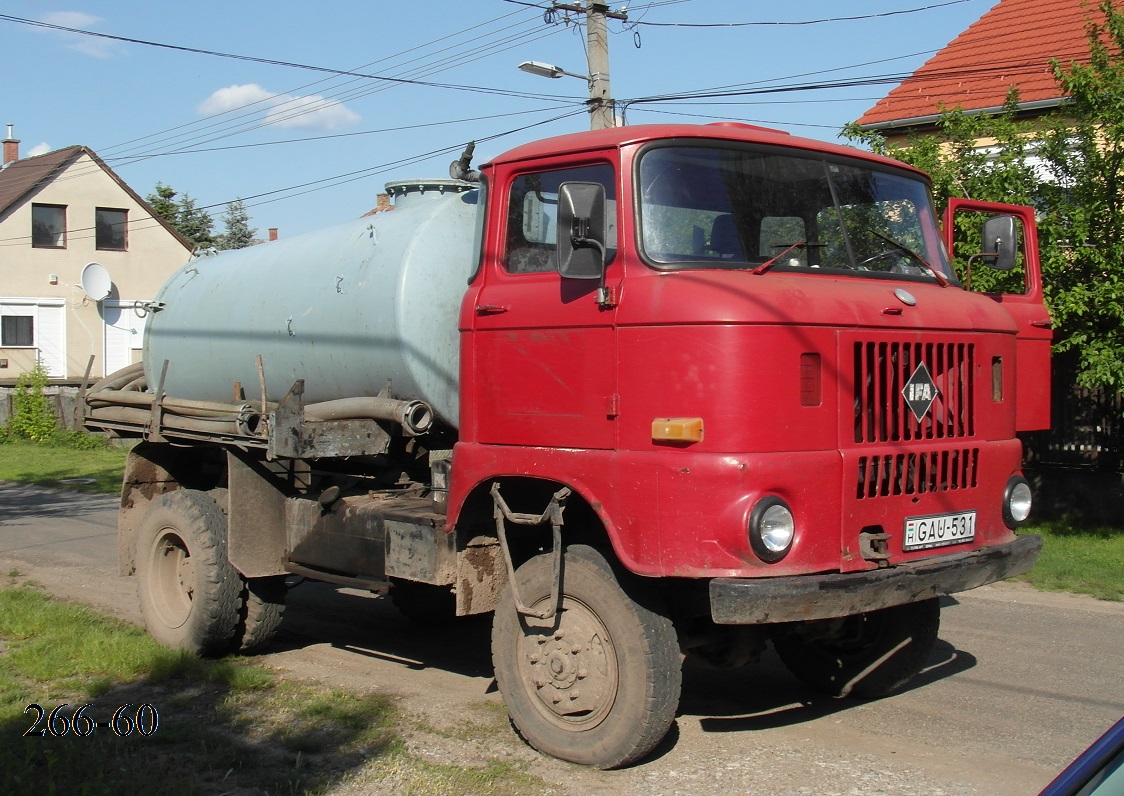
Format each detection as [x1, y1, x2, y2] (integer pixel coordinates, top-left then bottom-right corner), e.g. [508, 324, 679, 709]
[487, 122, 928, 178]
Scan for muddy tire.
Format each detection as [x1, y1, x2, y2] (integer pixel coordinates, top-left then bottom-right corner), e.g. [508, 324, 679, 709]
[238, 576, 287, 652]
[773, 598, 940, 699]
[135, 489, 243, 657]
[202, 489, 286, 653]
[491, 545, 681, 769]
[390, 579, 457, 626]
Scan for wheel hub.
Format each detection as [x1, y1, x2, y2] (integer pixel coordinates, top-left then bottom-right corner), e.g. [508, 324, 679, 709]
[148, 529, 193, 629]
[522, 599, 617, 728]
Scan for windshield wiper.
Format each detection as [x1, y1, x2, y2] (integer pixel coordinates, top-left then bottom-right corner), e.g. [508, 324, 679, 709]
[867, 229, 949, 287]
[753, 241, 825, 275]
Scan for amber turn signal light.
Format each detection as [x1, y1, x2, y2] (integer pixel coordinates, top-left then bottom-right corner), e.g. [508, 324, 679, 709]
[651, 417, 704, 443]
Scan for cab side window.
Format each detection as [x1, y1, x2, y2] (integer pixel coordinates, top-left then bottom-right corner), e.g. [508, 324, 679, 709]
[504, 164, 616, 274]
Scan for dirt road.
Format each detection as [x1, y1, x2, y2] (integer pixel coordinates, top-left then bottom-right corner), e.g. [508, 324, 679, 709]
[2, 481, 1122, 795]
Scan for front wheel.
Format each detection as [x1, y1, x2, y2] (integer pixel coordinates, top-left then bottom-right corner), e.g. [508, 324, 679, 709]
[491, 545, 681, 769]
[772, 598, 940, 698]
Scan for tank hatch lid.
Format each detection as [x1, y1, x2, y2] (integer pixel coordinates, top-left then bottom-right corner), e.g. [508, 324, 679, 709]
[385, 178, 476, 208]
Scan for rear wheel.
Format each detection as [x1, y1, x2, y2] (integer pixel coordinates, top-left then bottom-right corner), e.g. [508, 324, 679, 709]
[238, 576, 287, 652]
[136, 490, 243, 656]
[773, 598, 940, 698]
[206, 488, 287, 653]
[491, 545, 681, 769]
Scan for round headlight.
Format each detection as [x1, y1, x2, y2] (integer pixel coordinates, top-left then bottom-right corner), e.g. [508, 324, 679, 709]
[749, 497, 795, 563]
[1003, 476, 1033, 527]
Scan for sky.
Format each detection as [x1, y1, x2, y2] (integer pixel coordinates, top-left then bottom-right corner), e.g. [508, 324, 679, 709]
[3, 0, 1001, 239]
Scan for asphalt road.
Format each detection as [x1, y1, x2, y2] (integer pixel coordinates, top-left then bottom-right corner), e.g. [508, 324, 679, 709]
[2, 480, 1122, 795]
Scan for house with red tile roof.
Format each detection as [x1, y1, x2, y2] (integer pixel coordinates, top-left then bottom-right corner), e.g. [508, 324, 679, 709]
[857, 0, 1108, 140]
[0, 127, 192, 382]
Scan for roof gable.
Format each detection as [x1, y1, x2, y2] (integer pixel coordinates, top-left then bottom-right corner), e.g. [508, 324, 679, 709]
[858, 0, 1107, 130]
[0, 145, 192, 251]
[0, 145, 84, 215]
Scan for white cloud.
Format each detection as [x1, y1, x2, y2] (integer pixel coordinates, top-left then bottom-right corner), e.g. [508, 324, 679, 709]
[37, 11, 116, 58]
[27, 143, 52, 157]
[268, 95, 361, 131]
[40, 11, 100, 27]
[197, 84, 276, 115]
[198, 84, 361, 131]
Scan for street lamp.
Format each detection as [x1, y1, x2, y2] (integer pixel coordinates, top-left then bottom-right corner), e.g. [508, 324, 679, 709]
[517, 60, 591, 82]
[517, 59, 615, 131]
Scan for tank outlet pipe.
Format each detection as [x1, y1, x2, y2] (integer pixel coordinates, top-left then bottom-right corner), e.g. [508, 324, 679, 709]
[86, 390, 257, 420]
[303, 397, 434, 435]
[86, 406, 252, 437]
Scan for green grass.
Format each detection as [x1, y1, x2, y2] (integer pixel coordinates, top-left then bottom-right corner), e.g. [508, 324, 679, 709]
[0, 584, 550, 795]
[0, 437, 129, 494]
[1015, 522, 1124, 601]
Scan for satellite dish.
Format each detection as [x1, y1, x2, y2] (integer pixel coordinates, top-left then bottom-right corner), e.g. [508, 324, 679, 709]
[80, 262, 112, 301]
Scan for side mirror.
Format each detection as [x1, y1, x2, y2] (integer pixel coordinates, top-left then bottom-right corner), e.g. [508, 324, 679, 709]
[982, 215, 1018, 271]
[557, 182, 606, 280]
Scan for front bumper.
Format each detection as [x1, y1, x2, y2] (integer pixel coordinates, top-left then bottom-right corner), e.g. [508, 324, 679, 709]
[710, 534, 1042, 624]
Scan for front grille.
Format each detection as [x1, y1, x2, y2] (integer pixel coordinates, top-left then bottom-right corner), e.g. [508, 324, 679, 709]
[856, 448, 979, 499]
[853, 340, 975, 443]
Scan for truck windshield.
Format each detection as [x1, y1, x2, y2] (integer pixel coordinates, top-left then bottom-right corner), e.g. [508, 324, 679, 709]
[637, 144, 953, 282]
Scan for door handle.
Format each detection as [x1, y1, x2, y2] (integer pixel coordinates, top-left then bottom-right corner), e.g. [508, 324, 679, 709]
[475, 304, 510, 315]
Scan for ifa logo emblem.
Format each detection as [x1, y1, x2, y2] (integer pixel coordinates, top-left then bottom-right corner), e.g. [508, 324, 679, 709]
[902, 362, 940, 422]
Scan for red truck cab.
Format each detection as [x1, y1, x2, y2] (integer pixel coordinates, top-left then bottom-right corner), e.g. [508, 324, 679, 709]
[453, 122, 1045, 583]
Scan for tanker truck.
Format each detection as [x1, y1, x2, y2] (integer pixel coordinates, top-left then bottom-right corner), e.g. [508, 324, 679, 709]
[82, 122, 1051, 769]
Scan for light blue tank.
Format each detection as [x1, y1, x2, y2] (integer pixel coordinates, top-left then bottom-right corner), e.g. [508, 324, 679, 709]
[143, 180, 480, 428]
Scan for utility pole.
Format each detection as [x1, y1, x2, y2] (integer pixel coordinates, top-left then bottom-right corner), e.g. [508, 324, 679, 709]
[552, 2, 627, 130]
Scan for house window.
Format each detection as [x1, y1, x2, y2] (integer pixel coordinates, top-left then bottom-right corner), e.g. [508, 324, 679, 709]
[1, 314, 34, 347]
[0, 301, 64, 375]
[31, 204, 66, 248]
[96, 208, 128, 250]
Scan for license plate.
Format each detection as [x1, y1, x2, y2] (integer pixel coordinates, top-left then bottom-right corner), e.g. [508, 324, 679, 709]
[903, 510, 976, 551]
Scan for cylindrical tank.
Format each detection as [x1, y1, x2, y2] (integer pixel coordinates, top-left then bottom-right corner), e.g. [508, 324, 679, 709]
[143, 179, 480, 428]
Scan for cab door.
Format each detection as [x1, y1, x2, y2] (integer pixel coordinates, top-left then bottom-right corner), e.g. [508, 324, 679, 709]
[468, 161, 619, 450]
[944, 198, 1052, 431]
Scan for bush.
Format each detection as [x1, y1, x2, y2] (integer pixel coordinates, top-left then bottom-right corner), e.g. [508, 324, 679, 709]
[6, 362, 57, 443]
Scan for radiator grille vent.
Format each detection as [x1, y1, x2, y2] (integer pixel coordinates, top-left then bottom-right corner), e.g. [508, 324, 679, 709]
[856, 448, 979, 499]
[853, 341, 975, 443]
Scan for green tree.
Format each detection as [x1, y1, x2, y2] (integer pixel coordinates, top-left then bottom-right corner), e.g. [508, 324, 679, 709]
[175, 192, 215, 248]
[1036, 0, 1124, 389]
[145, 182, 215, 249]
[844, 0, 1124, 390]
[216, 198, 258, 250]
[146, 182, 179, 223]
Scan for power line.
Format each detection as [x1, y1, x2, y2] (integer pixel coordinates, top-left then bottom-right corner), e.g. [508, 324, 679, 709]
[625, 48, 1090, 106]
[0, 108, 587, 246]
[0, 14, 575, 101]
[96, 6, 543, 157]
[631, 0, 979, 27]
[626, 106, 841, 130]
[17, 9, 582, 189]
[102, 25, 574, 167]
[113, 106, 577, 159]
